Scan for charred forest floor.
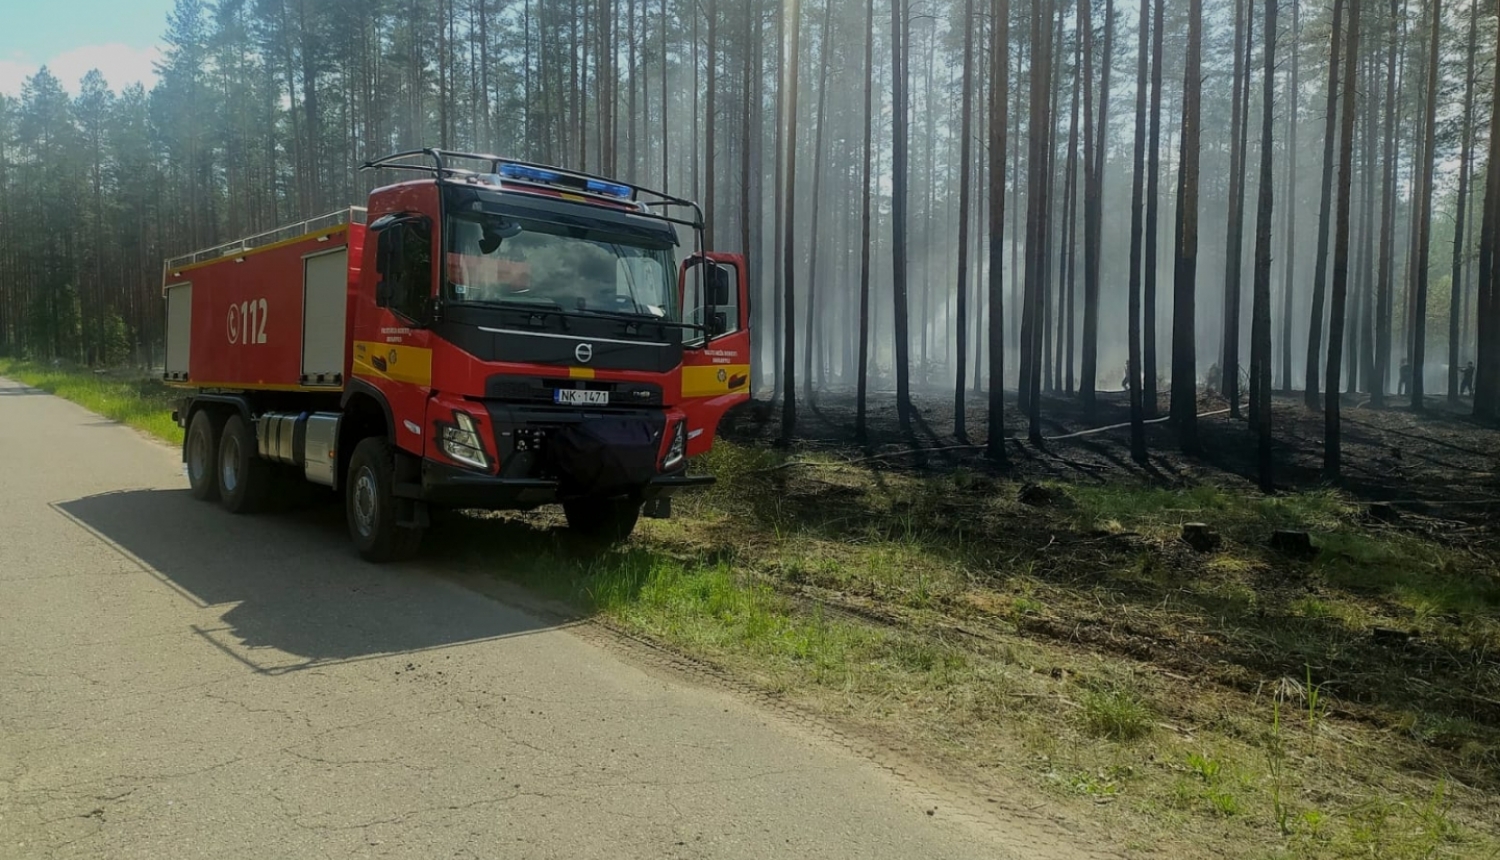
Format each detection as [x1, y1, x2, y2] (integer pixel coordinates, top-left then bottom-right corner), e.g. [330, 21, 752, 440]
[7, 360, 1499, 858]
[726, 384, 1500, 530]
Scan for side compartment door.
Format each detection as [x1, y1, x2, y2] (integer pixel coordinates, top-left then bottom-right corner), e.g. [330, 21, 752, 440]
[164, 283, 192, 382]
[679, 253, 751, 458]
[302, 248, 348, 387]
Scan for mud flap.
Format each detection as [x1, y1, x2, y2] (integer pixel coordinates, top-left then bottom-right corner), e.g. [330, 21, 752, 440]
[642, 498, 672, 519]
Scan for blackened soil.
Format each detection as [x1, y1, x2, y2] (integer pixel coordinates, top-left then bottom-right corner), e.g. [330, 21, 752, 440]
[721, 385, 1500, 537]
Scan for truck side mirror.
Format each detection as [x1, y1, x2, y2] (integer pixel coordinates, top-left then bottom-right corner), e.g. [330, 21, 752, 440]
[709, 265, 731, 307]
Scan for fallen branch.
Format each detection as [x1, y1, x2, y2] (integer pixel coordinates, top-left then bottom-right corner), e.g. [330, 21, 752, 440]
[1041, 408, 1234, 442]
[1379, 498, 1500, 506]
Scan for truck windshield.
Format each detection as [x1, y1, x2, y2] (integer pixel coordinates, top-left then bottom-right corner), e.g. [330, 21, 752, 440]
[445, 212, 677, 320]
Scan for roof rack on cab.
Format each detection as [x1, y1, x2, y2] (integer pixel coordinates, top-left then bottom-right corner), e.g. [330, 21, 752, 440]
[359, 148, 704, 231]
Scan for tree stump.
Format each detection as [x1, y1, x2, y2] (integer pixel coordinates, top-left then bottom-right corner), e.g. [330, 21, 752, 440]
[1181, 523, 1221, 553]
[1371, 626, 1415, 647]
[1270, 530, 1318, 558]
[1018, 483, 1059, 507]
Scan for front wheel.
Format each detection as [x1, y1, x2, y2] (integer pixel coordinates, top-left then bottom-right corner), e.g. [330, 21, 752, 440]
[563, 497, 642, 544]
[346, 437, 424, 563]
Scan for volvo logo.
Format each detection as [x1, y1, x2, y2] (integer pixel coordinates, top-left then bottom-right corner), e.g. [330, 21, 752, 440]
[575, 343, 594, 363]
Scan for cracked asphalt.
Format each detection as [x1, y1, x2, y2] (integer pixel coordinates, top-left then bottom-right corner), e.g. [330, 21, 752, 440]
[0, 379, 1021, 859]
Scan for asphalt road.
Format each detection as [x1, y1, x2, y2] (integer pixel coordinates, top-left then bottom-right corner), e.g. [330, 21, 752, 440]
[0, 378, 1078, 860]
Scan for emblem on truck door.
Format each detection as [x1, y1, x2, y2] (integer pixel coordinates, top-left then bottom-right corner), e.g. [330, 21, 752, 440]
[575, 343, 594, 364]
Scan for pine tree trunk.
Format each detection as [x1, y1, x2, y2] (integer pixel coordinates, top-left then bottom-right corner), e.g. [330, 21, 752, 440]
[1410, 0, 1440, 409]
[1078, 0, 1098, 415]
[660, 0, 669, 189]
[801, 0, 834, 402]
[1144, 0, 1165, 414]
[1326, 0, 1359, 476]
[1082, 0, 1115, 419]
[779, 0, 804, 442]
[770, 0, 785, 395]
[1012, 42, 1023, 361]
[627, 0, 637, 177]
[1476, 0, 1500, 420]
[1127, 0, 1149, 463]
[690, 7, 699, 192]
[1061, 32, 1082, 396]
[1024, 0, 1056, 441]
[1358, 49, 1379, 394]
[1223, 0, 1249, 416]
[1306, 0, 1344, 409]
[1374, 0, 1400, 406]
[1278, 0, 1299, 393]
[739, 0, 753, 264]
[954, 0, 976, 439]
[1348, 54, 1372, 397]
[987, 0, 1010, 460]
[704, 0, 717, 246]
[891, 0, 913, 431]
[1170, 0, 1203, 453]
[1449, 2, 1477, 404]
[1045, 6, 1065, 394]
[857, 0, 876, 441]
[1253, 0, 1278, 491]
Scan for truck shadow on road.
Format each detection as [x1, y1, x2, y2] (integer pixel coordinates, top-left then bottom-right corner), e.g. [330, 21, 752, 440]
[53, 489, 563, 675]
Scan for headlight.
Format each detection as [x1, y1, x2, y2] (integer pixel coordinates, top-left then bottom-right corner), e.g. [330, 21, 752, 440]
[440, 411, 490, 470]
[662, 420, 687, 470]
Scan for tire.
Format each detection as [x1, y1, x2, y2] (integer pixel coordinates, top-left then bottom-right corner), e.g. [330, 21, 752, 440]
[217, 414, 272, 514]
[346, 437, 424, 563]
[563, 497, 642, 544]
[185, 409, 222, 502]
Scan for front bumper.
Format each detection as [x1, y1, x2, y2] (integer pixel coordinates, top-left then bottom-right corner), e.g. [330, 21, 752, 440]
[414, 460, 713, 510]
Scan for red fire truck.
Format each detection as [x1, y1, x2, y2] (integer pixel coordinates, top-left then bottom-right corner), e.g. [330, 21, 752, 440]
[163, 149, 750, 561]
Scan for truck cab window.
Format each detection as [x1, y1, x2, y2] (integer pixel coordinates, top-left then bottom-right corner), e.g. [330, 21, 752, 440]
[382, 221, 433, 322]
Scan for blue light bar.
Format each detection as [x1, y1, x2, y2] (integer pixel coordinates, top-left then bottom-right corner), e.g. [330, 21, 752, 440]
[499, 163, 561, 184]
[586, 179, 633, 199]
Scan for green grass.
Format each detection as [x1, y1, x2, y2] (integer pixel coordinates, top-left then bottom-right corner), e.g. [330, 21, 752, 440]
[1063, 481, 1352, 540]
[0, 359, 181, 445]
[1080, 686, 1156, 742]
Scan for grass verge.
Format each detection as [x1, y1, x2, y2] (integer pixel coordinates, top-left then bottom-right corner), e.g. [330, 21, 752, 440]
[0, 359, 182, 445]
[12, 362, 1499, 858]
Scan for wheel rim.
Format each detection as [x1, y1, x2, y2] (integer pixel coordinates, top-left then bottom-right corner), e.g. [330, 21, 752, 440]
[353, 466, 378, 539]
[188, 425, 209, 486]
[220, 434, 240, 495]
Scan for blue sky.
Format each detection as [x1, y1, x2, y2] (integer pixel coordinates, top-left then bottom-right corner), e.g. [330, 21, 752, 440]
[0, 0, 176, 96]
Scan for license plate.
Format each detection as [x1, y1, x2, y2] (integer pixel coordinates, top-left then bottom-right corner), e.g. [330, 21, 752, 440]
[555, 389, 610, 406]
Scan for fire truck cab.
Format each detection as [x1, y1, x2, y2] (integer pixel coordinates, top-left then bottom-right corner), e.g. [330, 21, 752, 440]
[164, 150, 750, 561]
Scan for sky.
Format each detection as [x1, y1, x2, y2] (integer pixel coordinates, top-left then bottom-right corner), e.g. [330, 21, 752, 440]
[0, 0, 175, 97]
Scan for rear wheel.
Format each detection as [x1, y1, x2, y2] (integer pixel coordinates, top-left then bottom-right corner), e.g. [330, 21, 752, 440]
[185, 409, 221, 501]
[346, 437, 424, 563]
[563, 497, 642, 544]
[218, 414, 272, 514]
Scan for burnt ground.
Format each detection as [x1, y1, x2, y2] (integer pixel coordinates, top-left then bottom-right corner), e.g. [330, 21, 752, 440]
[722, 385, 1500, 538]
